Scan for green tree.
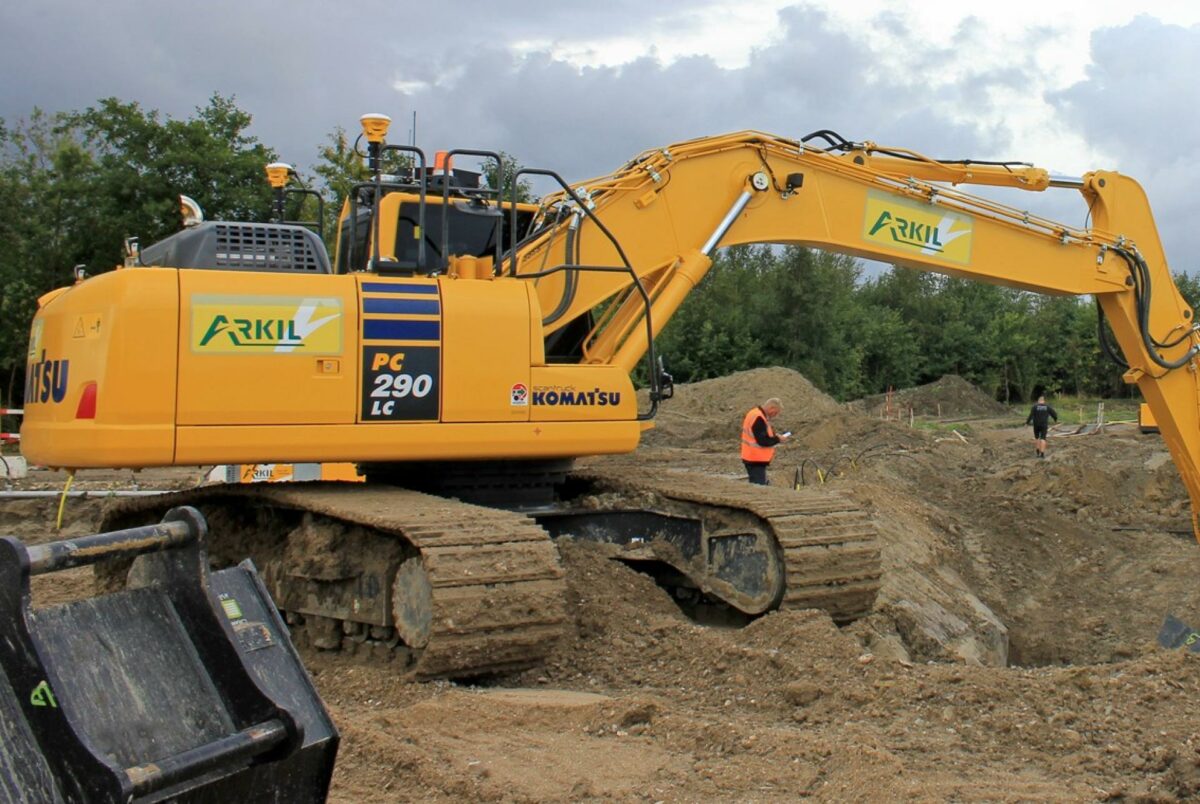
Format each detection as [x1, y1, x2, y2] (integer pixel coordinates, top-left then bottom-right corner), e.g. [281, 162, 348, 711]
[310, 125, 372, 247]
[759, 247, 871, 399]
[0, 109, 101, 404]
[858, 305, 922, 393]
[654, 245, 770, 381]
[0, 96, 276, 405]
[1173, 271, 1200, 312]
[66, 95, 275, 270]
[989, 301, 1038, 402]
[480, 151, 535, 204]
[859, 268, 935, 387]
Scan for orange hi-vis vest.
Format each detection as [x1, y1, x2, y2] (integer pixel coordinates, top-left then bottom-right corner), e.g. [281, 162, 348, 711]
[740, 407, 776, 463]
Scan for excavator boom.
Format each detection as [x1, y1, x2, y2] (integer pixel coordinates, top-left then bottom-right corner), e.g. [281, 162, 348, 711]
[510, 131, 1200, 535]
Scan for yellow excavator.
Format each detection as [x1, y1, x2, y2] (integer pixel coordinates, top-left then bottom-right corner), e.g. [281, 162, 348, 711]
[20, 114, 1200, 681]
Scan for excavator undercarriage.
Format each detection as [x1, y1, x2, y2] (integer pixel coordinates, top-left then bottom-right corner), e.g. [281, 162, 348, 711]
[100, 469, 881, 680]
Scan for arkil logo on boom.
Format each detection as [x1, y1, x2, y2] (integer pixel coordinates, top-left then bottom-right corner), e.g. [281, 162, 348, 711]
[862, 190, 973, 265]
[191, 295, 343, 354]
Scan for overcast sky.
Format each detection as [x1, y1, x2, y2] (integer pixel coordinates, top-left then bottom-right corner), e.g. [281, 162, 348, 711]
[2, 1, 1198, 271]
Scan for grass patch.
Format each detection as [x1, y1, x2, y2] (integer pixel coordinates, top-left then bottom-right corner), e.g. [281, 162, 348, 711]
[1005, 396, 1140, 426]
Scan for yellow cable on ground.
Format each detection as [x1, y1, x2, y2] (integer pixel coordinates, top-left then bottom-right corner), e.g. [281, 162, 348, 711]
[55, 471, 75, 530]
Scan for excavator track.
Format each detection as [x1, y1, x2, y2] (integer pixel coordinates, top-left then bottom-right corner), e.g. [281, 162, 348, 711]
[100, 484, 567, 679]
[572, 467, 881, 622]
[98, 467, 876, 680]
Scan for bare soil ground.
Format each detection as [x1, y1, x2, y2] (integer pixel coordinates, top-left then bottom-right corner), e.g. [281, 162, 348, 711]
[4, 369, 1200, 802]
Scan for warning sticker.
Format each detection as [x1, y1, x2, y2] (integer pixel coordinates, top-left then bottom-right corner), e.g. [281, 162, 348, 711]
[70, 314, 101, 340]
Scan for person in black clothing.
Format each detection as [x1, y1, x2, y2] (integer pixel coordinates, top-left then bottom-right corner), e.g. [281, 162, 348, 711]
[1025, 395, 1058, 458]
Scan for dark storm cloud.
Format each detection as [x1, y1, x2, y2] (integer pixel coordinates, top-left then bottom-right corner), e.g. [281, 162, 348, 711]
[1, 1, 1190, 266]
[0, 1, 998, 176]
[399, 5, 996, 184]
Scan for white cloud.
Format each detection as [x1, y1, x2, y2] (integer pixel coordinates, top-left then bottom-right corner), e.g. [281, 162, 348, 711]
[392, 79, 431, 95]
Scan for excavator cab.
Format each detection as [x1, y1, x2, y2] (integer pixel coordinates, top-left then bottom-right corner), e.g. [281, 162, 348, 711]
[332, 137, 539, 278]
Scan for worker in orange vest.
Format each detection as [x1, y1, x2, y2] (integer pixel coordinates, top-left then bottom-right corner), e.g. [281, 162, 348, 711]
[740, 397, 790, 485]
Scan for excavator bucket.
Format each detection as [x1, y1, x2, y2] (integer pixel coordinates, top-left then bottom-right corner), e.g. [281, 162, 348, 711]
[0, 506, 338, 803]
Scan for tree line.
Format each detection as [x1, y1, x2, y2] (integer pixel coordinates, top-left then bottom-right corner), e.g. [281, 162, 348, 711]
[2, 96, 1196, 407]
[656, 245, 1200, 402]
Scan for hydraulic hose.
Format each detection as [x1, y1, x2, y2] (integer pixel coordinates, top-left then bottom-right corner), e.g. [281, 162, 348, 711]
[800, 128, 1029, 169]
[1113, 247, 1199, 371]
[1096, 302, 1129, 369]
[541, 209, 581, 327]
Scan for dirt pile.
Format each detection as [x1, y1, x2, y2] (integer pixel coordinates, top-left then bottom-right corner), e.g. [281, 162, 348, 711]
[638, 367, 936, 475]
[311, 536, 1200, 802]
[516, 538, 867, 707]
[850, 374, 1008, 419]
[641, 366, 841, 449]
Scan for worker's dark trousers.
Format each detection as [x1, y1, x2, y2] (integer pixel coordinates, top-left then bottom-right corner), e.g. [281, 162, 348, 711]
[744, 461, 769, 485]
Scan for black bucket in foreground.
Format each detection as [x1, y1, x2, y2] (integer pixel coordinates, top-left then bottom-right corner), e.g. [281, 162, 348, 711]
[0, 506, 338, 803]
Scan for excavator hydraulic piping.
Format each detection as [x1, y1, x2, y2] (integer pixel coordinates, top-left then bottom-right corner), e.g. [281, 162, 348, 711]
[512, 166, 665, 414]
[701, 189, 755, 256]
[514, 261, 663, 420]
[509, 168, 636, 277]
[1048, 173, 1086, 189]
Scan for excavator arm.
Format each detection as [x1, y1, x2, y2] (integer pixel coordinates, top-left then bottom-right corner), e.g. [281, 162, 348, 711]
[508, 131, 1200, 536]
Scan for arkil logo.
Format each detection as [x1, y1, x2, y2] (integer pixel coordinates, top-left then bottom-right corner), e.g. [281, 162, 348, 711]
[862, 190, 973, 265]
[868, 212, 953, 250]
[199, 317, 302, 347]
[192, 295, 343, 354]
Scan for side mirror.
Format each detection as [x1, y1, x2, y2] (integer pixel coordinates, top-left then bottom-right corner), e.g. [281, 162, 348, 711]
[655, 355, 674, 401]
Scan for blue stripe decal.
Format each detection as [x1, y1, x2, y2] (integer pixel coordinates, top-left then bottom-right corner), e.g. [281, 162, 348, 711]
[363, 319, 441, 341]
[361, 282, 438, 295]
[363, 298, 440, 316]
